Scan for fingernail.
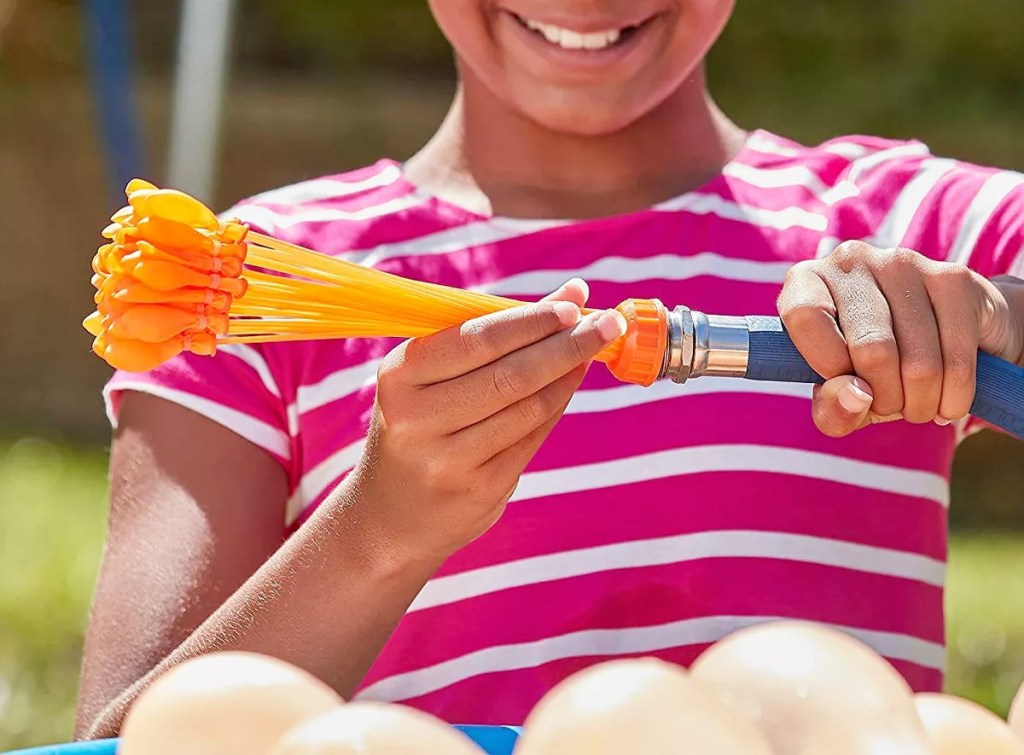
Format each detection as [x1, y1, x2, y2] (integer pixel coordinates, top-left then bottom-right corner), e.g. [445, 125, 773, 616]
[934, 416, 952, 426]
[838, 379, 873, 414]
[570, 278, 590, 300]
[595, 310, 628, 342]
[551, 301, 580, 327]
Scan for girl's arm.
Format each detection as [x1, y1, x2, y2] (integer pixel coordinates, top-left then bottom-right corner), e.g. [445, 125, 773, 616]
[76, 281, 619, 739]
[75, 393, 442, 740]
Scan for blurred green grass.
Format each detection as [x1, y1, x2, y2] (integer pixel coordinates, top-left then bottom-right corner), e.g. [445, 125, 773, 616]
[2, 438, 1024, 749]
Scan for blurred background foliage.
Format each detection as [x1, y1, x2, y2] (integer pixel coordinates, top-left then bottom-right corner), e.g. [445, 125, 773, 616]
[1, 0, 1023, 748]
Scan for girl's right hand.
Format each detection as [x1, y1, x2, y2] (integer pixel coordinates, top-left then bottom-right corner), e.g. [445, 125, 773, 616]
[343, 279, 626, 565]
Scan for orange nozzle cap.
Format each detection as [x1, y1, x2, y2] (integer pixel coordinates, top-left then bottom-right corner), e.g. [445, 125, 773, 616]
[605, 298, 668, 387]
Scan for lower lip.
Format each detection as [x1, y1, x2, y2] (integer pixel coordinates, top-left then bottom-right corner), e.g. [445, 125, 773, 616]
[498, 11, 660, 79]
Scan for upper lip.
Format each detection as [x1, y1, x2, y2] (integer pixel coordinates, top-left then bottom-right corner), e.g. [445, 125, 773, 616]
[503, 8, 657, 33]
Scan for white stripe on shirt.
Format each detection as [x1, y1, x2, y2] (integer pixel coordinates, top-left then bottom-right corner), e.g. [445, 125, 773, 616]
[355, 616, 944, 703]
[408, 530, 946, 613]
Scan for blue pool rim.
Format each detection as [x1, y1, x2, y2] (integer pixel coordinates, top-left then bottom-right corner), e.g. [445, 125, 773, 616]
[4, 726, 523, 755]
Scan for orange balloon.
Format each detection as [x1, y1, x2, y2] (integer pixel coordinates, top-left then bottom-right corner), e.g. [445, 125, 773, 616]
[105, 304, 225, 342]
[101, 275, 232, 310]
[82, 311, 104, 338]
[916, 693, 1024, 754]
[92, 330, 218, 372]
[128, 187, 222, 232]
[119, 256, 215, 291]
[126, 178, 158, 194]
[133, 216, 247, 261]
[92, 332, 185, 373]
[131, 240, 243, 277]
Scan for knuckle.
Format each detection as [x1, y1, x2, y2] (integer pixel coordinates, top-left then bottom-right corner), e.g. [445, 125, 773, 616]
[812, 401, 851, 438]
[376, 347, 406, 391]
[566, 328, 589, 363]
[783, 260, 816, 286]
[459, 318, 493, 358]
[384, 416, 419, 452]
[780, 299, 832, 330]
[830, 240, 873, 272]
[849, 333, 898, 373]
[516, 393, 550, 426]
[879, 246, 921, 270]
[901, 352, 943, 386]
[931, 261, 974, 288]
[420, 457, 458, 494]
[491, 364, 524, 403]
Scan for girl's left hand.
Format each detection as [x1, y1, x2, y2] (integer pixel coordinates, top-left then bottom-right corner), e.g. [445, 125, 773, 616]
[777, 241, 1024, 437]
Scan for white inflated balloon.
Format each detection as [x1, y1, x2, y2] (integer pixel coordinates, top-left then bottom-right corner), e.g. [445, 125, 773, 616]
[689, 621, 921, 754]
[120, 652, 343, 755]
[915, 693, 1024, 754]
[796, 717, 933, 755]
[269, 702, 485, 754]
[515, 657, 773, 755]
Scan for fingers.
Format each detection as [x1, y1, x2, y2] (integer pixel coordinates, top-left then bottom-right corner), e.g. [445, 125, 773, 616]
[483, 392, 576, 500]
[778, 262, 851, 378]
[825, 244, 904, 417]
[922, 265, 980, 423]
[541, 278, 590, 308]
[434, 308, 626, 431]
[396, 299, 582, 385]
[875, 258, 942, 424]
[811, 376, 873, 437]
[811, 376, 906, 437]
[456, 364, 588, 464]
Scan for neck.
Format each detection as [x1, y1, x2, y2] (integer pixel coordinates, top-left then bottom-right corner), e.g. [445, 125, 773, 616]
[405, 65, 747, 219]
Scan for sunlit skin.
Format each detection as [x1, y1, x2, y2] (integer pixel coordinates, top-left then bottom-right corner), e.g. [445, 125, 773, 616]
[77, 0, 1024, 740]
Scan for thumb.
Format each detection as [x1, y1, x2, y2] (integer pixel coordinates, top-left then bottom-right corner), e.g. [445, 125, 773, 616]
[812, 376, 875, 437]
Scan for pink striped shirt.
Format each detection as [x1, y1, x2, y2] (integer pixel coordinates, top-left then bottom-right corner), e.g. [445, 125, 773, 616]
[105, 130, 1024, 724]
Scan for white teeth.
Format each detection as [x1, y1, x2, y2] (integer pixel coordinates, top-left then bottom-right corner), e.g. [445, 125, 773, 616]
[519, 17, 623, 50]
[560, 30, 585, 49]
[540, 24, 562, 44]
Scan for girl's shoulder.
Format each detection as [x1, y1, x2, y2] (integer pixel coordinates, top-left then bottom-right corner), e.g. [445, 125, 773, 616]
[218, 159, 458, 257]
[751, 130, 1024, 277]
[749, 128, 1021, 190]
[231, 159, 407, 213]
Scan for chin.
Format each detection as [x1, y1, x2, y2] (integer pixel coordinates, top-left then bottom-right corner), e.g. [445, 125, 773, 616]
[512, 89, 663, 137]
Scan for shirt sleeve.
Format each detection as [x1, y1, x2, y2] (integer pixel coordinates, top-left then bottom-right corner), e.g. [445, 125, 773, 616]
[961, 174, 1024, 279]
[104, 343, 293, 471]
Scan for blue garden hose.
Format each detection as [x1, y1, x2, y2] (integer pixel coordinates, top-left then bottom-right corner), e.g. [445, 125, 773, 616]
[662, 306, 1024, 438]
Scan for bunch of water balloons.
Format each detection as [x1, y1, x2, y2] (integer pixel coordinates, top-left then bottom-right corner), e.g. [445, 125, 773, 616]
[116, 621, 1024, 755]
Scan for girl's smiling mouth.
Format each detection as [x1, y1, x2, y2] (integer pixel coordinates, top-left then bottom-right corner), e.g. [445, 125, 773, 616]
[512, 14, 644, 51]
[496, 7, 665, 79]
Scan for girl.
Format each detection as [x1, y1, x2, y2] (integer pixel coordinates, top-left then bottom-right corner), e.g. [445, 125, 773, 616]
[78, 0, 1024, 738]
